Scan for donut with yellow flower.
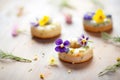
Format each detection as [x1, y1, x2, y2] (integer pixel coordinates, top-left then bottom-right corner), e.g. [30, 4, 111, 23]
[55, 34, 93, 64]
[31, 16, 61, 38]
[83, 9, 112, 32]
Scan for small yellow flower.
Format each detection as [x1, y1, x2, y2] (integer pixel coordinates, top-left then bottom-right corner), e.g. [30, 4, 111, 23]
[93, 9, 106, 23]
[39, 16, 50, 26]
[49, 57, 57, 66]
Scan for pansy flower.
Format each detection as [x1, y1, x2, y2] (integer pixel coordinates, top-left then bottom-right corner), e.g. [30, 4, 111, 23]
[92, 9, 106, 23]
[55, 39, 70, 53]
[78, 34, 89, 46]
[84, 12, 94, 20]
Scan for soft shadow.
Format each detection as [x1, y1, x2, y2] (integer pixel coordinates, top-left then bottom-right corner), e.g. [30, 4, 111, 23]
[31, 35, 61, 44]
[60, 58, 93, 70]
[0, 59, 16, 64]
[85, 29, 113, 38]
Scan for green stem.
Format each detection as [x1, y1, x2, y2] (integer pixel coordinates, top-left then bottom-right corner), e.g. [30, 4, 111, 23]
[98, 61, 120, 76]
[0, 50, 32, 63]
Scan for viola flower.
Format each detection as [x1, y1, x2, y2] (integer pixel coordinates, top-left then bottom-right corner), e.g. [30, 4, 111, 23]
[39, 16, 50, 26]
[92, 9, 106, 23]
[12, 25, 19, 37]
[84, 12, 94, 20]
[49, 57, 57, 66]
[55, 39, 70, 53]
[78, 34, 89, 46]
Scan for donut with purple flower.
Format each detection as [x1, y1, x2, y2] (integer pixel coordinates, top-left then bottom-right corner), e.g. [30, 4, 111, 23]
[55, 34, 93, 64]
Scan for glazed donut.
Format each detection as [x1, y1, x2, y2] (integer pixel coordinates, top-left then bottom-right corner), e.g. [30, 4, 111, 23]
[55, 35, 93, 64]
[31, 16, 61, 39]
[83, 9, 112, 32]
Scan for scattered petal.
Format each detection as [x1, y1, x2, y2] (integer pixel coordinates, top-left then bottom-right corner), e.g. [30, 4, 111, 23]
[64, 14, 72, 24]
[49, 57, 57, 66]
[68, 69, 72, 73]
[12, 25, 19, 37]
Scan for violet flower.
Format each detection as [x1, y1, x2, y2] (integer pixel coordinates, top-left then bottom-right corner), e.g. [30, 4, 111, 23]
[78, 34, 89, 46]
[55, 39, 70, 53]
[84, 12, 94, 20]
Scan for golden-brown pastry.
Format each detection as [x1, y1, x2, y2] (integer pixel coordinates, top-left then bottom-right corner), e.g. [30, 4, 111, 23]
[83, 9, 112, 32]
[31, 16, 61, 39]
[55, 34, 93, 64]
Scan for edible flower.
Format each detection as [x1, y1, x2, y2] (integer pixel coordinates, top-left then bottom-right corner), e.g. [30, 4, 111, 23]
[84, 12, 94, 20]
[31, 16, 50, 27]
[39, 16, 50, 26]
[92, 9, 106, 23]
[78, 34, 89, 46]
[49, 57, 57, 66]
[55, 39, 70, 53]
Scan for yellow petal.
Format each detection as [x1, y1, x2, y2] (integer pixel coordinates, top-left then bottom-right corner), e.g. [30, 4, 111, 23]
[92, 9, 106, 23]
[39, 16, 50, 26]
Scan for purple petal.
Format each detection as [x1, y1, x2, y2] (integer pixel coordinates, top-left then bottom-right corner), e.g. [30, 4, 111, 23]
[30, 22, 39, 27]
[55, 46, 61, 52]
[86, 37, 89, 40]
[63, 40, 70, 46]
[55, 39, 63, 45]
[65, 48, 69, 53]
[59, 47, 66, 53]
[81, 34, 85, 38]
[84, 12, 94, 20]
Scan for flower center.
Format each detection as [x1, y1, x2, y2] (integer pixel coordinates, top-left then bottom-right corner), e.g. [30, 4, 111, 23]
[51, 59, 55, 63]
[82, 39, 86, 43]
[99, 16, 103, 20]
[60, 44, 64, 48]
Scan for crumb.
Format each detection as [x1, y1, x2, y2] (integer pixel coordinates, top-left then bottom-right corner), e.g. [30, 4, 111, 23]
[104, 44, 107, 47]
[68, 69, 72, 73]
[40, 74, 44, 79]
[33, 55, 38, 61]
[28, 68, 32, 72]
[42, 53, 45, 57]
[1, 67, 4, 69]
[99, 57, 101, 59]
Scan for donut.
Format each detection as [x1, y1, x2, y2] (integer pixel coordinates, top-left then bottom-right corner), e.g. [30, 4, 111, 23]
[55, 34, 93, 64]
[31, 16, 61, 39]
[83, 9, 112, 32]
